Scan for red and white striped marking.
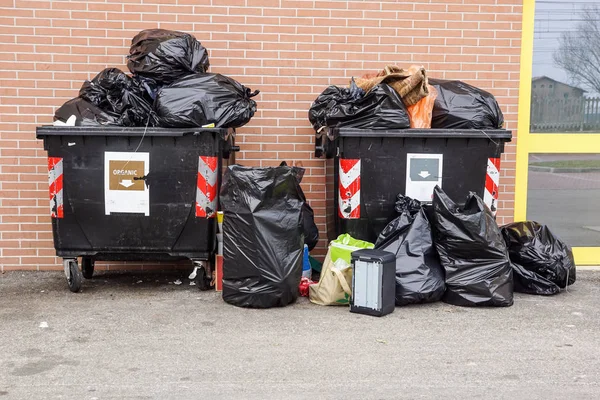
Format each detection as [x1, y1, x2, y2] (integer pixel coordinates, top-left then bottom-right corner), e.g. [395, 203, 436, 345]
[48, 157, 64, 218]
[338, 158, 361, 219]
[196, 156, 218, 218]
[484, 157, 501, 215]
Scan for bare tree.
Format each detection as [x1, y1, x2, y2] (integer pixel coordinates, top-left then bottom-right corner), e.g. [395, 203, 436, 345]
[554, 5, 600, 94]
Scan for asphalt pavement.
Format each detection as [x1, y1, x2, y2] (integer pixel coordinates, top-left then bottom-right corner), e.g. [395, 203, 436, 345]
[527, 169, 600, 246]
[1, 270, 599, 399]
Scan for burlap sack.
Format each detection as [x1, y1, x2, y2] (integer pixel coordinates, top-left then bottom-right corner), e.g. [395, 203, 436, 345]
[355, 65, 429, 107]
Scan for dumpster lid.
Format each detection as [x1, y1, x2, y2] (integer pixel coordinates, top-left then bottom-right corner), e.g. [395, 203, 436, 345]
[36, 126, 233, 139]
[330, 127, 512, 141]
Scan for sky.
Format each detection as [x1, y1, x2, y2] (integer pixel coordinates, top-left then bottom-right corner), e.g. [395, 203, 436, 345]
[532, 0, 598, 94]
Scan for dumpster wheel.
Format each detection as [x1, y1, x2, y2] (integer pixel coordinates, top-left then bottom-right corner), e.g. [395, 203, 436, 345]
[195, 266, 213, 291]
[63, 258, 83, 293]
[190, 261, 214, 291]
[81, 257, 94, 279]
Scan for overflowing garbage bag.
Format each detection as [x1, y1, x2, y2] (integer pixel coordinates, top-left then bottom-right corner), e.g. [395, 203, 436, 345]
[429, 79, 504, 129]
[54, 98, 119, 126]
[406, 84, 437, 128]
[127, 29, 210, 85]
[375, 195, 445, 306]
[309, 83, 410, 131]
[501, 221, 576, 295]
[154, 73, 259, 128]
[355, 65, 429, 106]
[220, 165, 306, 308]
[54, 29, 258, 129]
[308, 79, 364, 131]
[78, 68, 156, 127]
[431, 186, 513, 307]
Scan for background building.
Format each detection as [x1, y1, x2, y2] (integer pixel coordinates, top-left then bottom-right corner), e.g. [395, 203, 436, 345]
[0, 0, 524, 271]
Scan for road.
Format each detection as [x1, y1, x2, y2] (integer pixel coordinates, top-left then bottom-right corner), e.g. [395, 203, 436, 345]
[1, 270, 599, 399]
[527, 168, 600, 246]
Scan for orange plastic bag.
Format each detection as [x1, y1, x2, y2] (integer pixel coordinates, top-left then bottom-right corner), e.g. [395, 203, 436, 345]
[406, 84, 437, 128]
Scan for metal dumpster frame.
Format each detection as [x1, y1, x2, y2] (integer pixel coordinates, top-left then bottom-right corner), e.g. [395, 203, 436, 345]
[317, 127, 512, 243]
[37, 126, 237, 292]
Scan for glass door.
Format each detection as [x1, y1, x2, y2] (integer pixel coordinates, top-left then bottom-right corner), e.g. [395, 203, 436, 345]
[516, 0, 600, 265]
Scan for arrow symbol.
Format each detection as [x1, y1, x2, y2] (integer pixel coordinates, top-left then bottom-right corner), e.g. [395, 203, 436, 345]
[418, 171, 431, 178]
[119, 179, 135, 188]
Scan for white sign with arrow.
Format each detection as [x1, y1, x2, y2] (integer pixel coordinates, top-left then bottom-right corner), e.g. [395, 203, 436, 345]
[119, 179, 135, 188]
[405, 153, 443, 202]
[104, 151, 150, 216]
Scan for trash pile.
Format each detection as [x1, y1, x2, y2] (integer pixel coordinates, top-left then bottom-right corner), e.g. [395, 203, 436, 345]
[306, 187, 576, 313]
[209, 63, 572, 314]
[220, 181, 576, 312]
[54, 29, 259, 129]
[309, 64, 503, 131]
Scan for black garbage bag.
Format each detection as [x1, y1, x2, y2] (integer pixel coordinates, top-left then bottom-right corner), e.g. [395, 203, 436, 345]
[79, 68, 156, 127]
[375, 195, 445, 306]
[302, 202, 319, 251]
[136, 76, 161, 100]
[127, 29, 210, 84]
[154, 73, 259, 128]
[432, 186, 513, 307]
[79, 68, 130, 106]
[501, 221, 576, 290]
[429, 78, 504, 129]
[220, 165, 306, 308]
[308, 79, 365, 131]
[511, 262, 560, 296]
[279, 161, 319, 251]
[54, 98, 119, 126]
[394, 193, 422, 214]
[309, 83, 410, 131]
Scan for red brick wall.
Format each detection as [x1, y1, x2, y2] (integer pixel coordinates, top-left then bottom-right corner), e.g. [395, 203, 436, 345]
[0, 0, 523, 271]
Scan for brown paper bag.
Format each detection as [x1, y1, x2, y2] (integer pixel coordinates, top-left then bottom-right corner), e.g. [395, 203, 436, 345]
[309, 251, 353, 306]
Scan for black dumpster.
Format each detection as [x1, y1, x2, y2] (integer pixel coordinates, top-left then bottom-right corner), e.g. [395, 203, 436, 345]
[36, 126, 237, 292]
[317, 127, 512, 243]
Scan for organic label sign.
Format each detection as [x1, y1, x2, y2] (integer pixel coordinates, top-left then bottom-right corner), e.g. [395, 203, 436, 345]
[108, 160, 145, 191]
[104, 152, 150, 215]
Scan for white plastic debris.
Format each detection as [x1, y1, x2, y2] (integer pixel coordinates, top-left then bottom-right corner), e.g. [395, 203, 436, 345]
[39, 322, 49, 328]
[174, 279, 182, 285]
[53, 115, 77, 126]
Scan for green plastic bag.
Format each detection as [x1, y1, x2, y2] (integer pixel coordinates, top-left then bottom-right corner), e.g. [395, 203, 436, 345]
[329, 234, 374, 264]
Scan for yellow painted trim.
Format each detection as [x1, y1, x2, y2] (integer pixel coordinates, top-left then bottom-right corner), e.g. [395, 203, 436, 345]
[573, 248, 600, 266]
[514, 0, 535, 222]
[515, 1, 600, 265]
[528, 134, 600, 153]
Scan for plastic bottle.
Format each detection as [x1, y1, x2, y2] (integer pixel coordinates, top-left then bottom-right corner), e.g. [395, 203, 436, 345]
[302, 244, 311, 279]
